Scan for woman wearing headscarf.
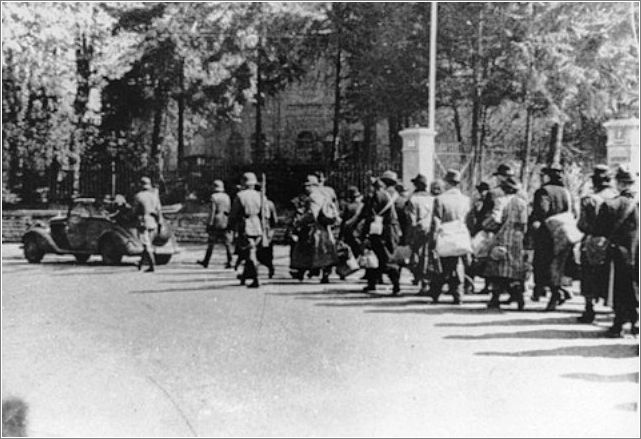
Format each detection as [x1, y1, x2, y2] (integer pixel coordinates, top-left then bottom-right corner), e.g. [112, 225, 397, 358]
[484, 176, 529, 310]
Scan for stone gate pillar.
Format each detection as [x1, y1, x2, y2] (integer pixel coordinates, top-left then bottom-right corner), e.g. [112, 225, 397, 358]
[603, 118, 639, 176]
[399, 127, 436, 189]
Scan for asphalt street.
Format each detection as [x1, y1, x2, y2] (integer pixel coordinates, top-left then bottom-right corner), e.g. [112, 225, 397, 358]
[2, 243, 639, 437]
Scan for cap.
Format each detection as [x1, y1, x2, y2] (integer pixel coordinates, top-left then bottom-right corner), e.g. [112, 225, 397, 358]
[140, 176, 152, 187]
[591, 164, 611, 180]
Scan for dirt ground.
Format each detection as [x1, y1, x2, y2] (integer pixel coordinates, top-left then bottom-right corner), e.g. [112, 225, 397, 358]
[2, 243, 639, 437]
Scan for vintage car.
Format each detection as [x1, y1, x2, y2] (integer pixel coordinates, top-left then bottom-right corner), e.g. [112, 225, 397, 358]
[21, 197, 180, 265]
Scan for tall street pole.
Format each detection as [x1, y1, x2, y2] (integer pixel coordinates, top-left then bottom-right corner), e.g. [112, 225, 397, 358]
[429, 1, 437, 131]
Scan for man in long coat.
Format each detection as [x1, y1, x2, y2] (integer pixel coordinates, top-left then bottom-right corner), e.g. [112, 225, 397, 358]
[229, 172, 263, 288]
[429, 169, 471, 304]
[405, 174, 438, 295]
[576, 165, 618, 323]
[529, 164, 576, 310]
[594, 167, 639, 337]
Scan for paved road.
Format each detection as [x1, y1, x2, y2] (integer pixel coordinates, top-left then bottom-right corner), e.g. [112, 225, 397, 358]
[2, 243, 639, 437]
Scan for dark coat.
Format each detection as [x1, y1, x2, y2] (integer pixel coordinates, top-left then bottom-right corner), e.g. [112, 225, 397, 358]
[594, 189, 639, 268]
[529, 181, 574, 287]
[577, 185, 618, 300]
[593, 189, 639, 323]
[359, 187, 402, 269]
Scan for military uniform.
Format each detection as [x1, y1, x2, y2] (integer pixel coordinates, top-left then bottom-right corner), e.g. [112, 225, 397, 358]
[133, 180, 162, 271]
[198, 185, 232, 269]
[229, 175, 263, 287]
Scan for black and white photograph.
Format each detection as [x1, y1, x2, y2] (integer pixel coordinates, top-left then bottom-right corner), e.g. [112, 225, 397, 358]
[1, 1, 639, 437]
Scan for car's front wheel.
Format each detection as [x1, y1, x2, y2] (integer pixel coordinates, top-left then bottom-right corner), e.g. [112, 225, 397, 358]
[74, 254, 90, 264]
[154, 253, 172, 265]
[24, 237, 44, 263]
[100, 239, 122, 265]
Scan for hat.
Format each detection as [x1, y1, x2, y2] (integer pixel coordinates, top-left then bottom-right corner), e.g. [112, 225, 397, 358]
[140, 176, 152, 188]
[444, 169, 461, 184]
[304, 175, 320, 187]
[500, 176, 521, 191]
[213, 179, 225, 192]
[114, 194, 127, 205]
[347, 185, 361, 198]
[614, 166, 636, 184]
[492, 164, 514, 177]
[380, 170, 398, 184]
[242, 172, 258, 186]
[542, 163, 564, 175]
[591, 164, 611, 180]
[476, 181, 490, 192]
[411, 174, 428, 187]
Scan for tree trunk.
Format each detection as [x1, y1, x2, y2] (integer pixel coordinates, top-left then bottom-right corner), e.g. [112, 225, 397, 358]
[72, 33, 93, 197]
[388, 115, 402, 169]
[471, 5, 484, 184]
[151, 84, 165, 182]
[331, 42, 341, 164]
[547, 122, 564, 165]
[254, 46, 263, 164]
[177, 59, 185, 170]
[520, 107, 533, 185]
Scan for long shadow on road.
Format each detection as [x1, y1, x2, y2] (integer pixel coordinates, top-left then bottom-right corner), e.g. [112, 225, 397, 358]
[477, 344, 639, 358]
[446, 329, 607, 340]
[561, 372, 639, 383]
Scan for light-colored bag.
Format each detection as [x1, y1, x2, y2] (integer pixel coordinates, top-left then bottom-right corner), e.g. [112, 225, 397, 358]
[435, 219, 472, 257]
[471, 230, 495, 258]
[544, 189, 583, 254]
[368, 194, 397, 236]
[358, 249, 379, 269]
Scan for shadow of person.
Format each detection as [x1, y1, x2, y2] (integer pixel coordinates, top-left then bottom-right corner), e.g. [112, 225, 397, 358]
[476, 343, 639, 358]
[445, 329, 606, 340]
[561, 372, 639, 383]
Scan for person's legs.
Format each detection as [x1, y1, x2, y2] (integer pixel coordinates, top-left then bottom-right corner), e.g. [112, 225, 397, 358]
[387, 267, 401, 295]
[244, 237, 260, 288]
[487, 277, 504, 309]
[198, 235, 214, 268]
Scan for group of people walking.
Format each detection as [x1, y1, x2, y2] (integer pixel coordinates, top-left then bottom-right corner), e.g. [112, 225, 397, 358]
[150, 163, 637, 339]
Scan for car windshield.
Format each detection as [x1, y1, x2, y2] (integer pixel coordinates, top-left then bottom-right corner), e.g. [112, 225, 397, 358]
[69, 202, 109, 218]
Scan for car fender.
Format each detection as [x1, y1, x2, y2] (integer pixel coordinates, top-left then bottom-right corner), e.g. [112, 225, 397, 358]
[22, 229, 64, 254]
[98, 229, 142, 256]
[154, 236, 181, 255]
